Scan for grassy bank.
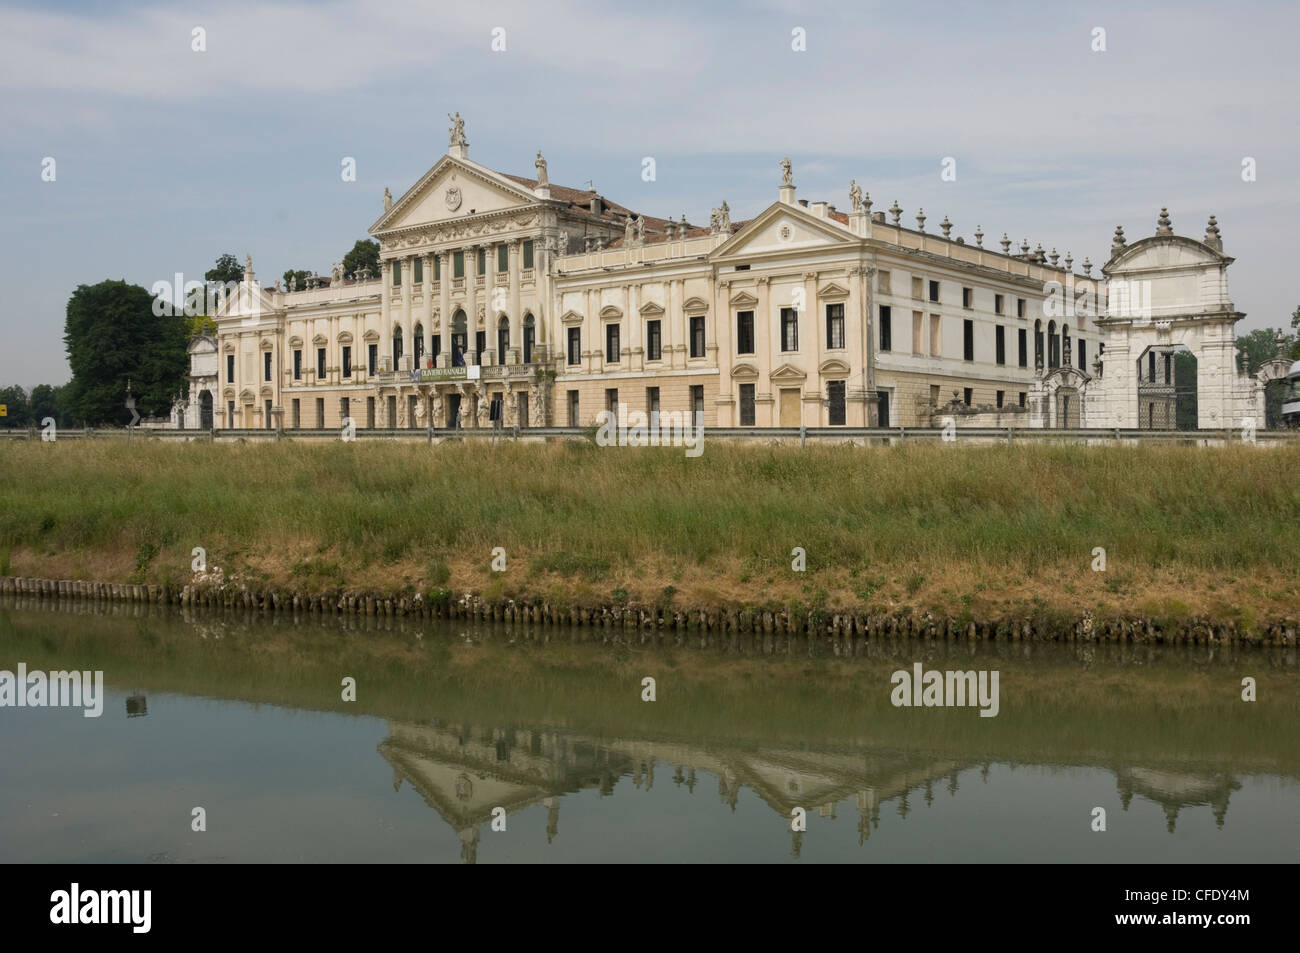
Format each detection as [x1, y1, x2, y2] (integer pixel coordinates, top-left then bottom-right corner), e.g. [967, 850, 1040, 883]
[1, 439, 1298, 625]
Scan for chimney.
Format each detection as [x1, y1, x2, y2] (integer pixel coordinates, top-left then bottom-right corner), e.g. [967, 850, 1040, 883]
[810, 201, 828, 217]
[589, 194, 602, 215]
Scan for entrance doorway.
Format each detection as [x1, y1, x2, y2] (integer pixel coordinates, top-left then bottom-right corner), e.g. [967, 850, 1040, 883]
[778, 388, 801, 427]
[446, 392, 462, 428]
[199, 391, 213, 429]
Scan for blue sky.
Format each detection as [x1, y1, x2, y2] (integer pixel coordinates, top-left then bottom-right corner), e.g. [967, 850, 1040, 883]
[2, 0, 1297, 387]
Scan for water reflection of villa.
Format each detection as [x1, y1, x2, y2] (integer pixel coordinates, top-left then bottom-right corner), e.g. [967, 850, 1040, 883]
[378, 720, 1245, 861]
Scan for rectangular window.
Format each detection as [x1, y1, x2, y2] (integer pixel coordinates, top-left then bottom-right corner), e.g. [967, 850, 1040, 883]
[1018, 328, 1028, 367]
[317, 348, 326, 380]
[780, 307, 798, 352]
[523, 240, 534, 269]
[605, 323, 620, 364]
[263, 351, 272, 382]
[930, 314, 941, 356]
[996, 326, 1006, 365]
[315, 397, 325, 429]
[739, 383, 755, 426]
[340, 397, 349, 426]
[605, 388, 619, 417]
[996, 390, 1005, 409]
[995, 294, 1005, 315]
[293, 349, 301, 380]
[691, 385, 704, 424]
[366, 396, 375, 429]
[1017, 298, 1026, 318]
[265, 399, 273, 429]
[825, 303, 845, 349]
[879, 306, 891, 352]
[912, 311, 923, 355]
[227, 400, 234, 427]
[392, 260, 401, 286]
[877, 391, 890, 427]
[963, 387, 973, 406]
[647, 387, 660, 416]
[342, 345, 352, 378]
[962, 287, 973, 309]
[453, 251, 464, 278]
[1078, 338, 1086, 370]
[647, 320, 662, 361]
[1018, 391, 1026, 408]
[690, 316, 706, 358]
[475, 331, 485, 362]
[497, 244, 508, 272]
[414, 258, 423, 284]
[828, 380, 846, 426]
[477, 247, 486, 275]
[434, 256, 441, 280]
[292, 398, 300, 428]
[930, 384, 941, 407]
[929, 280, 940, 303]
[368, 343, 377, 375]
[911, 276, 923, 299]
[736, 311, 755, 354]
[963, 319, 974, 361]
[226, 354, 235, 384]
[567, 326, 581, 365]
[432, 334, 441, 365]
[568, 390, 579, 427]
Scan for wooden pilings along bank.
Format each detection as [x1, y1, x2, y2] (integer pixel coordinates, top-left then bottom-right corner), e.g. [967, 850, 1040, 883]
[0, 576, 1295, 646]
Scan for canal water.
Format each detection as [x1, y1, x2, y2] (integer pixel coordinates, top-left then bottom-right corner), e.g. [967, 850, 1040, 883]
[1, 599, 1297, 863]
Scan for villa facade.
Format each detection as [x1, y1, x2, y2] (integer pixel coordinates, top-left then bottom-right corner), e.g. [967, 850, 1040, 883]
[194, 117, 1265, 433]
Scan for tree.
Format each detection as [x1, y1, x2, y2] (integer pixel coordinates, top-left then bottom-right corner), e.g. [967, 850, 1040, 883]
[341, 239, 380, 280]
[29, 384, 63, 427]
[205, 253, 244, 285]
[0, 384, 30, 427]
[63, 280, 189, 425]
[1235, 327, 1291, 374]
[282, 268, 311, 290]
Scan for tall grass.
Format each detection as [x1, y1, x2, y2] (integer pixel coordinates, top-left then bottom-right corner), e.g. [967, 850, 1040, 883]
[1, 439, 1297, 614]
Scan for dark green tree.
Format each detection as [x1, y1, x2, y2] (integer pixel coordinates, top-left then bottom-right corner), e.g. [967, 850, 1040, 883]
[205, 253, 244, 285]
[282, 268, 312, 290]
[63, 280, 189, 425]
[1235, 327, 1292, 374]
[1174, 350, 1198, 430]
[0, 384, 30, 427]
[29, 383, 66, 427]
[341, 240, 380, 280]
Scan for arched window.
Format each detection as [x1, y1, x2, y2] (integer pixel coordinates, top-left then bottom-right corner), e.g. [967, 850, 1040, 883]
[1047, 320, 1058, 368]
[523, 314, 535, 364]
[1034, 319, 1044, 369]
[414, 323, 425, 366]
[497, 316, 510, 366]
[1062, 324, 1071, 367]
[392, 325, 403, 366]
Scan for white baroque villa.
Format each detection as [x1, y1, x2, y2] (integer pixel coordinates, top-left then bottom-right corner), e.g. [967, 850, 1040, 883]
[186, 116, 1275, 433]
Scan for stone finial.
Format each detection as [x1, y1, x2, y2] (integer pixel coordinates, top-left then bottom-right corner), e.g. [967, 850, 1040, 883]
[940, 215, 952, 238]
[1000, 233, 1011, 254]
[862, 191, 872, 214]
[1034, 242, 1045, 262]
[1111, 225, 1127, 254]
[1049, 248, 1059, 267]
[1064, 252, 1073, 272]
[1204, 214, 1222, 250]
[1082, 256, 1093, 276]
[916, 208, 926, 231]
[974, 225, 984, 247]
[1276, 330, 1287, 357]
[1017, 238, 1028, 257]
[889, 200, 902, 226]
[1156, 207, 1173, 235]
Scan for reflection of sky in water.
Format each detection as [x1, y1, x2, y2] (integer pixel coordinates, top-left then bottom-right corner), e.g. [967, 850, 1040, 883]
[1, 690, 1295, 863]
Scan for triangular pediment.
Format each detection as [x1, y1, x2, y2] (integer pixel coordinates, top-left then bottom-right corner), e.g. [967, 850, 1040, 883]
[769, 362, 808, 382]
[213, 281, 278, 323]
[638, 301, 665, 317]
[818, 282, 850, 299]
[729, 290, 759, 308]
[371, 156, 541, 236]
[713, 202, 856, 260]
